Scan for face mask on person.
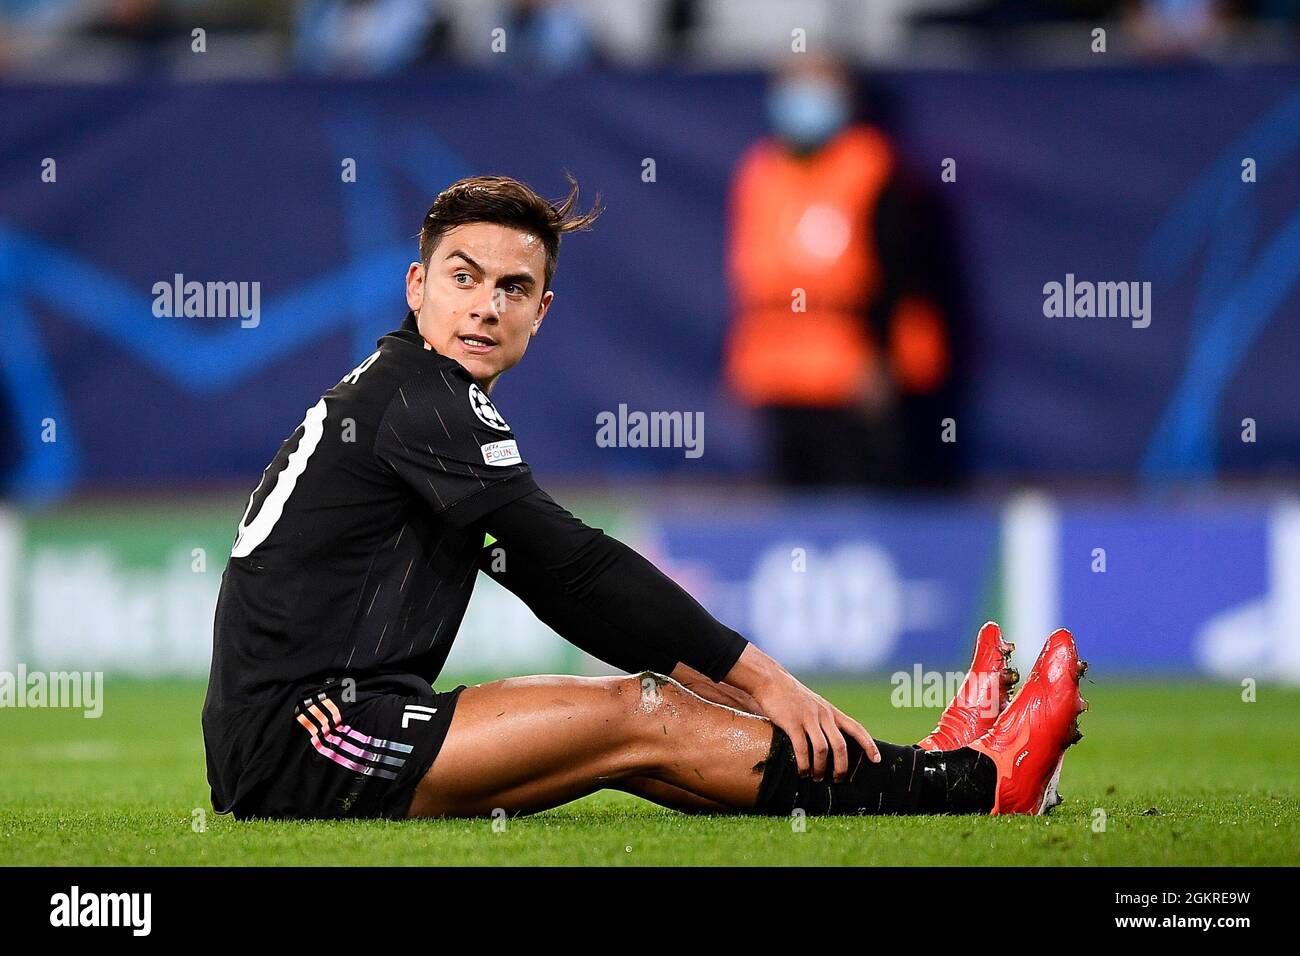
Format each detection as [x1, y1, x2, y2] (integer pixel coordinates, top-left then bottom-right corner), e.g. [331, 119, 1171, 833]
[766, 79, 851, 151]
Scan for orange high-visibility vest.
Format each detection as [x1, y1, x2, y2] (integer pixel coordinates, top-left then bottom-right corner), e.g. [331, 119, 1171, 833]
[725, 125, 895, 407]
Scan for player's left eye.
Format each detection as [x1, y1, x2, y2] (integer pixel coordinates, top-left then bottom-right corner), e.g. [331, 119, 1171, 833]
[503, 283, 524, 296]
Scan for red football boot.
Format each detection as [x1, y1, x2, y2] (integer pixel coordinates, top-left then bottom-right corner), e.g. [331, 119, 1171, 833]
[967, 628, 1088, 815]
[917, 621, 1019, 752]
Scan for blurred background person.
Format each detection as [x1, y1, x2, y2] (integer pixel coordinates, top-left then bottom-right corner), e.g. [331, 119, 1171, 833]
[295, 0, 448, 76]
[723, 55, 952, 488]
[502, 0, 599, 72]
[1126, 0, 1231, 56]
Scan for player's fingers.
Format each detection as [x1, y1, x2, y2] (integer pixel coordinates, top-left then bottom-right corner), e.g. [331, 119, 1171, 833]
[836, 709, 881, 763]
[821, 710, 850, 781]
[806, 717, 831, 781]
[780, 716, 811, 777]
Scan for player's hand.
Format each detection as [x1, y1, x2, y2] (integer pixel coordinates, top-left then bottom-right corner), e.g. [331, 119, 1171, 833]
[753, 672, 879, 782]
[724, 645, 879, 782]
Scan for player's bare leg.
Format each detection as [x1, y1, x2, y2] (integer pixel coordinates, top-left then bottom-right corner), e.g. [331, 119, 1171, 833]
[406, 629, 1089, 820]
[611, 778, 731, 813]
[406, 673, 770, 817]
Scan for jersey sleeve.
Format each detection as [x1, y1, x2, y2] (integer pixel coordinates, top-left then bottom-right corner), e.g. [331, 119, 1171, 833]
[481, 487, 750, 682]
[478, 543, 680, 677]
[374, 363, 538, 528]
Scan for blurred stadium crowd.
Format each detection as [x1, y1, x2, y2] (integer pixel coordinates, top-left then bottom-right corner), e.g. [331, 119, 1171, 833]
[1, 0, 1299, 78]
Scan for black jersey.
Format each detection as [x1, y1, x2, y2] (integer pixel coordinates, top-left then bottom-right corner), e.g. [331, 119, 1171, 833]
[203, 311, 749, 815]
[202, 312, 537, 810]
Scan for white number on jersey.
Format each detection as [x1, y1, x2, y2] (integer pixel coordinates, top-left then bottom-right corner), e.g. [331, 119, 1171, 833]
[341, 349, 381, 385]
[231, 398, 328, 558]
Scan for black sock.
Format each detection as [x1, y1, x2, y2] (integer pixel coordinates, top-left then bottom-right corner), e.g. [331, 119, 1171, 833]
[752, 727, 995, 816]
[917, 743, 999, 814]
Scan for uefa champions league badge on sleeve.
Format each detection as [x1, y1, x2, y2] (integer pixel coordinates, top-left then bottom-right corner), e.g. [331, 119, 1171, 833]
[469, 383, 510, 431]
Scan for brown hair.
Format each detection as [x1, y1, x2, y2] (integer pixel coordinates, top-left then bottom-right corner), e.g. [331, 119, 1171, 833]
[418, 174, 602, 290]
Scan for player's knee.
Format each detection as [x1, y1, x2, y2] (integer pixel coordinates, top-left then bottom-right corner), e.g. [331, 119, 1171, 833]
[613, 672, 694, 737]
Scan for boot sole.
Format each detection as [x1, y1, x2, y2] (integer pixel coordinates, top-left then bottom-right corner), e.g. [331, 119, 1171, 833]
[1036, 657, 1089, 815]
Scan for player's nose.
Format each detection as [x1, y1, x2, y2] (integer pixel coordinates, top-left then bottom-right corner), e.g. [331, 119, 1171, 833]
[470, 286, 504, 321]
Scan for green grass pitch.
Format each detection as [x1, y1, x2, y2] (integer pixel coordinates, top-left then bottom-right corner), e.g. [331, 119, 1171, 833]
[2, 678, 1297, 866]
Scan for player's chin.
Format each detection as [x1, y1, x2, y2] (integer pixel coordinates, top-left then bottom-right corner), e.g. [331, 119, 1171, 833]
[459, 352, 509, 383]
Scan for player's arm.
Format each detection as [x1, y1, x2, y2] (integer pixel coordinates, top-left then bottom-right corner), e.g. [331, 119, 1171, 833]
[480, 488, 747, 683]
[477, 535, 675, 675]
[478, 538, 764, 714]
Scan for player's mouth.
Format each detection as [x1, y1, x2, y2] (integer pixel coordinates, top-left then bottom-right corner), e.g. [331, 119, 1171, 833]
[457, 334, 497, 355]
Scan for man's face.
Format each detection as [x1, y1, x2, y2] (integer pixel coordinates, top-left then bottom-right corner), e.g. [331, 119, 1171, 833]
[405, 221, 553, 391]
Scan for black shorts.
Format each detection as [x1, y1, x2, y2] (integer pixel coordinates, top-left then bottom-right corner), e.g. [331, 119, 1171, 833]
[231, 676, 467, 821]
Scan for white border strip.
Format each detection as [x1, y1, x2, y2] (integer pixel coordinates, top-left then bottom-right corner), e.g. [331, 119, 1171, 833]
[1002, 491, 1061, 673]
[0, 507, 18, 671]
[1269, 498, 1300, 682]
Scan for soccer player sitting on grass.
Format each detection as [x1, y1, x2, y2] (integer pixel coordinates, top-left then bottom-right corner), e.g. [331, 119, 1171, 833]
[201, 175, 1087, 822]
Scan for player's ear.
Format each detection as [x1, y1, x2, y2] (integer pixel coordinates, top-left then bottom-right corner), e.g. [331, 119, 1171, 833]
[532, 289, 553, 336]
[405, 261, 425, 313]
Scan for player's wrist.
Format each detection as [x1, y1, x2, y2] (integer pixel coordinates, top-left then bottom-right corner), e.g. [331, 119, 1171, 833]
[720, 643, 787, 698]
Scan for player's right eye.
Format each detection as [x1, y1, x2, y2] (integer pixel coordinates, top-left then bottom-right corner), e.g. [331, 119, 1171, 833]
[453, 272, 474, 285]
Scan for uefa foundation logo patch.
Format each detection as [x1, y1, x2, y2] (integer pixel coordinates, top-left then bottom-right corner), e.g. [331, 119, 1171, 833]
[469, 383, 510, 431]
[481, 439, 522, 466]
